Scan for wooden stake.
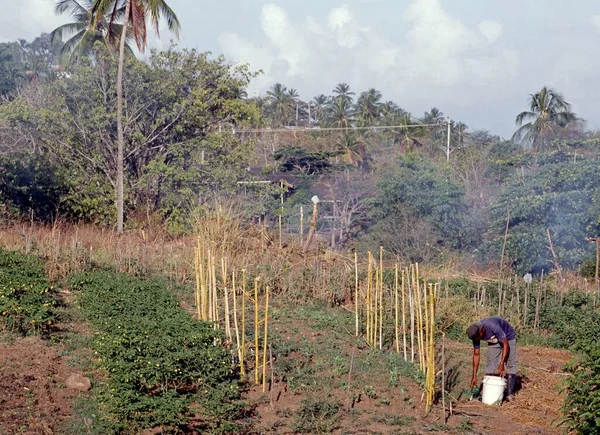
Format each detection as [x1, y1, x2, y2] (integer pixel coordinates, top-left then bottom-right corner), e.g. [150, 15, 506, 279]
[408, 267, 415, 362]
[394, 264, 399, 354]
[401, 269, 407, 361]
[355, 252, 359, 337]
[232, 270, 242, 369]
[241, 270, 246, 376]
[222, 258, 231, 341]
[379, 247, 383, 350]
[254, 277, 259, 385]
[262, 286, 270, 392]
[366, 252, 372, 346]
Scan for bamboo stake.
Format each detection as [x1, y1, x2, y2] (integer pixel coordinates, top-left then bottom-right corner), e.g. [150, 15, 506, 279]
[222, 258, 231, 341]
[366, 253, 372, 346]
[442, 331, 446, 422]
[241, 270, 246, 376]
[200, 249, 207, 321]
[394, 264, 399, 354]
[207, 252, 213, 322]
[232, 270, 242, 369]
[415, 264, 425, 372]
[254, 277, 259, 385]
[374, 255, 379, 348]
[262, 286, 270, 393]
[213, 256, 219, 325]
[423, 280, 430, 378]
[401, 269, 407, 361]
[408, 267, 415, 362]
[379, 247, 384, 350]
[194, 247, 201, 320]
[355, 252, 359, 337]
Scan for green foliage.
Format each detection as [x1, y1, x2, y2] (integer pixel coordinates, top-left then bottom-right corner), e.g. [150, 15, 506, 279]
[0, 153, 68, 221]
[563, 342, 600, 433]
[365, 154, 468, 258]
[1, 43, 259, 228]
[292, 397, 341, 434]
[69, 271, 245, 433]
[0, 249, 57, 336]
[485, 154, 600, 274]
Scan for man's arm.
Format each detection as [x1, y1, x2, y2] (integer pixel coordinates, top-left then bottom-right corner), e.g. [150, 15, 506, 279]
[471, 347, 480, 388]
[496, 337, 509, 376]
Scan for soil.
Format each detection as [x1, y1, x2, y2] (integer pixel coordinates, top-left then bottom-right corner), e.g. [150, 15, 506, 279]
[0, 336, 76, 435]
[247, 303, 573, 435]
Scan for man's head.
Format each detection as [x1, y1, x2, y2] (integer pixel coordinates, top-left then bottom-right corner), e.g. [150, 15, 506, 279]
[466, 322, 485, 341]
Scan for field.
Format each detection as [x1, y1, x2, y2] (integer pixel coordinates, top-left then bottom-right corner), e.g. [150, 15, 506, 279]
[0, 222, 590, 434]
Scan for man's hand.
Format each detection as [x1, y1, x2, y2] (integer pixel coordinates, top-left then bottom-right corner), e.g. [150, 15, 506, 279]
[470, 375, 478, 388]
[495, 363, 506, 378]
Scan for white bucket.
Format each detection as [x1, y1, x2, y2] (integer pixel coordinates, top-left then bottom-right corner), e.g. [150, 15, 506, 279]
[481, 376, 506, 405]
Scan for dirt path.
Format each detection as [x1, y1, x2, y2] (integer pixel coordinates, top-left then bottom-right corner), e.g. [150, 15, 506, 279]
[0, 336, 77, 435]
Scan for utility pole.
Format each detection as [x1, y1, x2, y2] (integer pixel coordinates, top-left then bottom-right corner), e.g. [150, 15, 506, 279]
[446, 118, 451, 162]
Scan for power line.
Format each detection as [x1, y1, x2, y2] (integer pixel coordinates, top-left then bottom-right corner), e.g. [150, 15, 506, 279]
[232, 122, 446, 135]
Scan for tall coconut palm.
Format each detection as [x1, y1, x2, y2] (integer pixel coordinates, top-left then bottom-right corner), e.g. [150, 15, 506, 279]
[51, 0, 131, 62]
[513, 86, 577, 153]
[266, 83, 293, 126]
[89, 0, 180, 233]
[355, 88, 382, 126]
[332, 83, 355, 106]
[327, 96, 355, 128]
[311, 94, 329, 125]
[398, 113, 426, 151]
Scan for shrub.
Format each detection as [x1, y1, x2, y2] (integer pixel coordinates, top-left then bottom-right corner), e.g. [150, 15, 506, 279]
[292, 397, 342, 434]
[70, 272, 245, 433]
[562, 343, 600, 433]
[0, 249, 57, 336]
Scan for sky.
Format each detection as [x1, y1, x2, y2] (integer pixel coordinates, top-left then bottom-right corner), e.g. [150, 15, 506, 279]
[3, 0, 600, 137]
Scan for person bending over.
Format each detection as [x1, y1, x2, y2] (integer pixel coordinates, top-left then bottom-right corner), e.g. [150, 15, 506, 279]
[466, 316, 517, 402]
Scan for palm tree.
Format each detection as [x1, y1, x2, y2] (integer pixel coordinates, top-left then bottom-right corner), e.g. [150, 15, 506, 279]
[332, 83, 355, 106]
[514, 87, 577, 153]
[337, 131, 366, 167]
[327, 96, 355, 128]
[51, 0, 132, 62]
[355, 88, 382, 126]
[266, 83, 293, 126]
[311, 94, 329, 125]
[398, 113, 426, 151]
[88, 0, 180, 233]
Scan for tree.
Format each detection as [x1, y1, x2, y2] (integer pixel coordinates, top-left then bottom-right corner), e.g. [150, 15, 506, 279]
[355, 88, 382, 126]
[90, 0, 180, 233]
[311, 94, 329, 125]
[327, 96, 354, 128]
[513, 87, 578, 153]
[332, 83, 354, 106]
[266, 83, 293, 126]
[51, 0, 131, 61]
[398, 113, 426, 151]
[1, 45, 258, 228]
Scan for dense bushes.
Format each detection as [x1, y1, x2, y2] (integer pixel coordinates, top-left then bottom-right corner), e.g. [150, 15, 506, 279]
[563, 343, 600, 433]
[0, 249, 57, 335]
[70, 272, 245, 433]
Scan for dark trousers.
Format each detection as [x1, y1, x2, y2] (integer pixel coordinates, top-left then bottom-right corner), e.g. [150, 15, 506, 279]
[485, 339, 517, 375]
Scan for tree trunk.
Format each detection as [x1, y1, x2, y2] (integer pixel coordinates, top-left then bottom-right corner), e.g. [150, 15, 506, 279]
[116, 0, 131, 233]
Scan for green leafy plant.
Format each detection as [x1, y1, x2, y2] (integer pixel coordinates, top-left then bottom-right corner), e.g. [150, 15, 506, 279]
[292, 397, 342, 434]
[70, 271, 246, 433]
[0, 249, 57, 336]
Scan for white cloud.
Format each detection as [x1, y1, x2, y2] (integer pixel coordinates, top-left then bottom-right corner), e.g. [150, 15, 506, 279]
[591, 15, 600, 32]
[0, 0, 64, 42]
[218, 0, 518, 114]
[479, 20, 503, 43]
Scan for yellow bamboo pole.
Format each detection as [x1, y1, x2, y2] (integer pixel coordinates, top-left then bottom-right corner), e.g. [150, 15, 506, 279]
[401, 269, 407, 361]
[232, 269, 242, 369]
[194, 246, 201, 320]
[355, 252, 359, 337]
[408, 267, 415, 362]
[262, 286, 270, 393]
[415, 263, 425, 372]
[394, 264, 399, 354]
[200, 249, 207, 321]
[212, 256, 219, 326]
[222, 258, 231, 341]
[423, 279, 430, 375]
[379, 247, 383, 350]
[207, 251, 213, 322]
[374, 256, 379, 348]
[366, 252, 372, 346]
[254, 277, 260, 385]
[241, 270, 246, 376]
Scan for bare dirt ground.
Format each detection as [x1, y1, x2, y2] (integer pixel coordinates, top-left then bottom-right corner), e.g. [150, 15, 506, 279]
[247, 302, 573, 435]
[0, 336, 76, 435]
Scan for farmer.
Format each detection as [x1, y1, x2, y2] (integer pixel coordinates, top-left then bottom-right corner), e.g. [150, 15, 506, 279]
[466, 317, 517, 402]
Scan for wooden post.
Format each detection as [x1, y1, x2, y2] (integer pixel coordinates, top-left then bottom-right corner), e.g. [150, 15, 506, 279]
[303, 200, 318, 253]
[401, 269, 407, 361]
[299, 206, 304, 246]
[355, 252, 359, 337]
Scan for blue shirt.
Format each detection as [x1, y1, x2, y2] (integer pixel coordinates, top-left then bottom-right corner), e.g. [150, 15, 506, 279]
[472, 317, 516, 349]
